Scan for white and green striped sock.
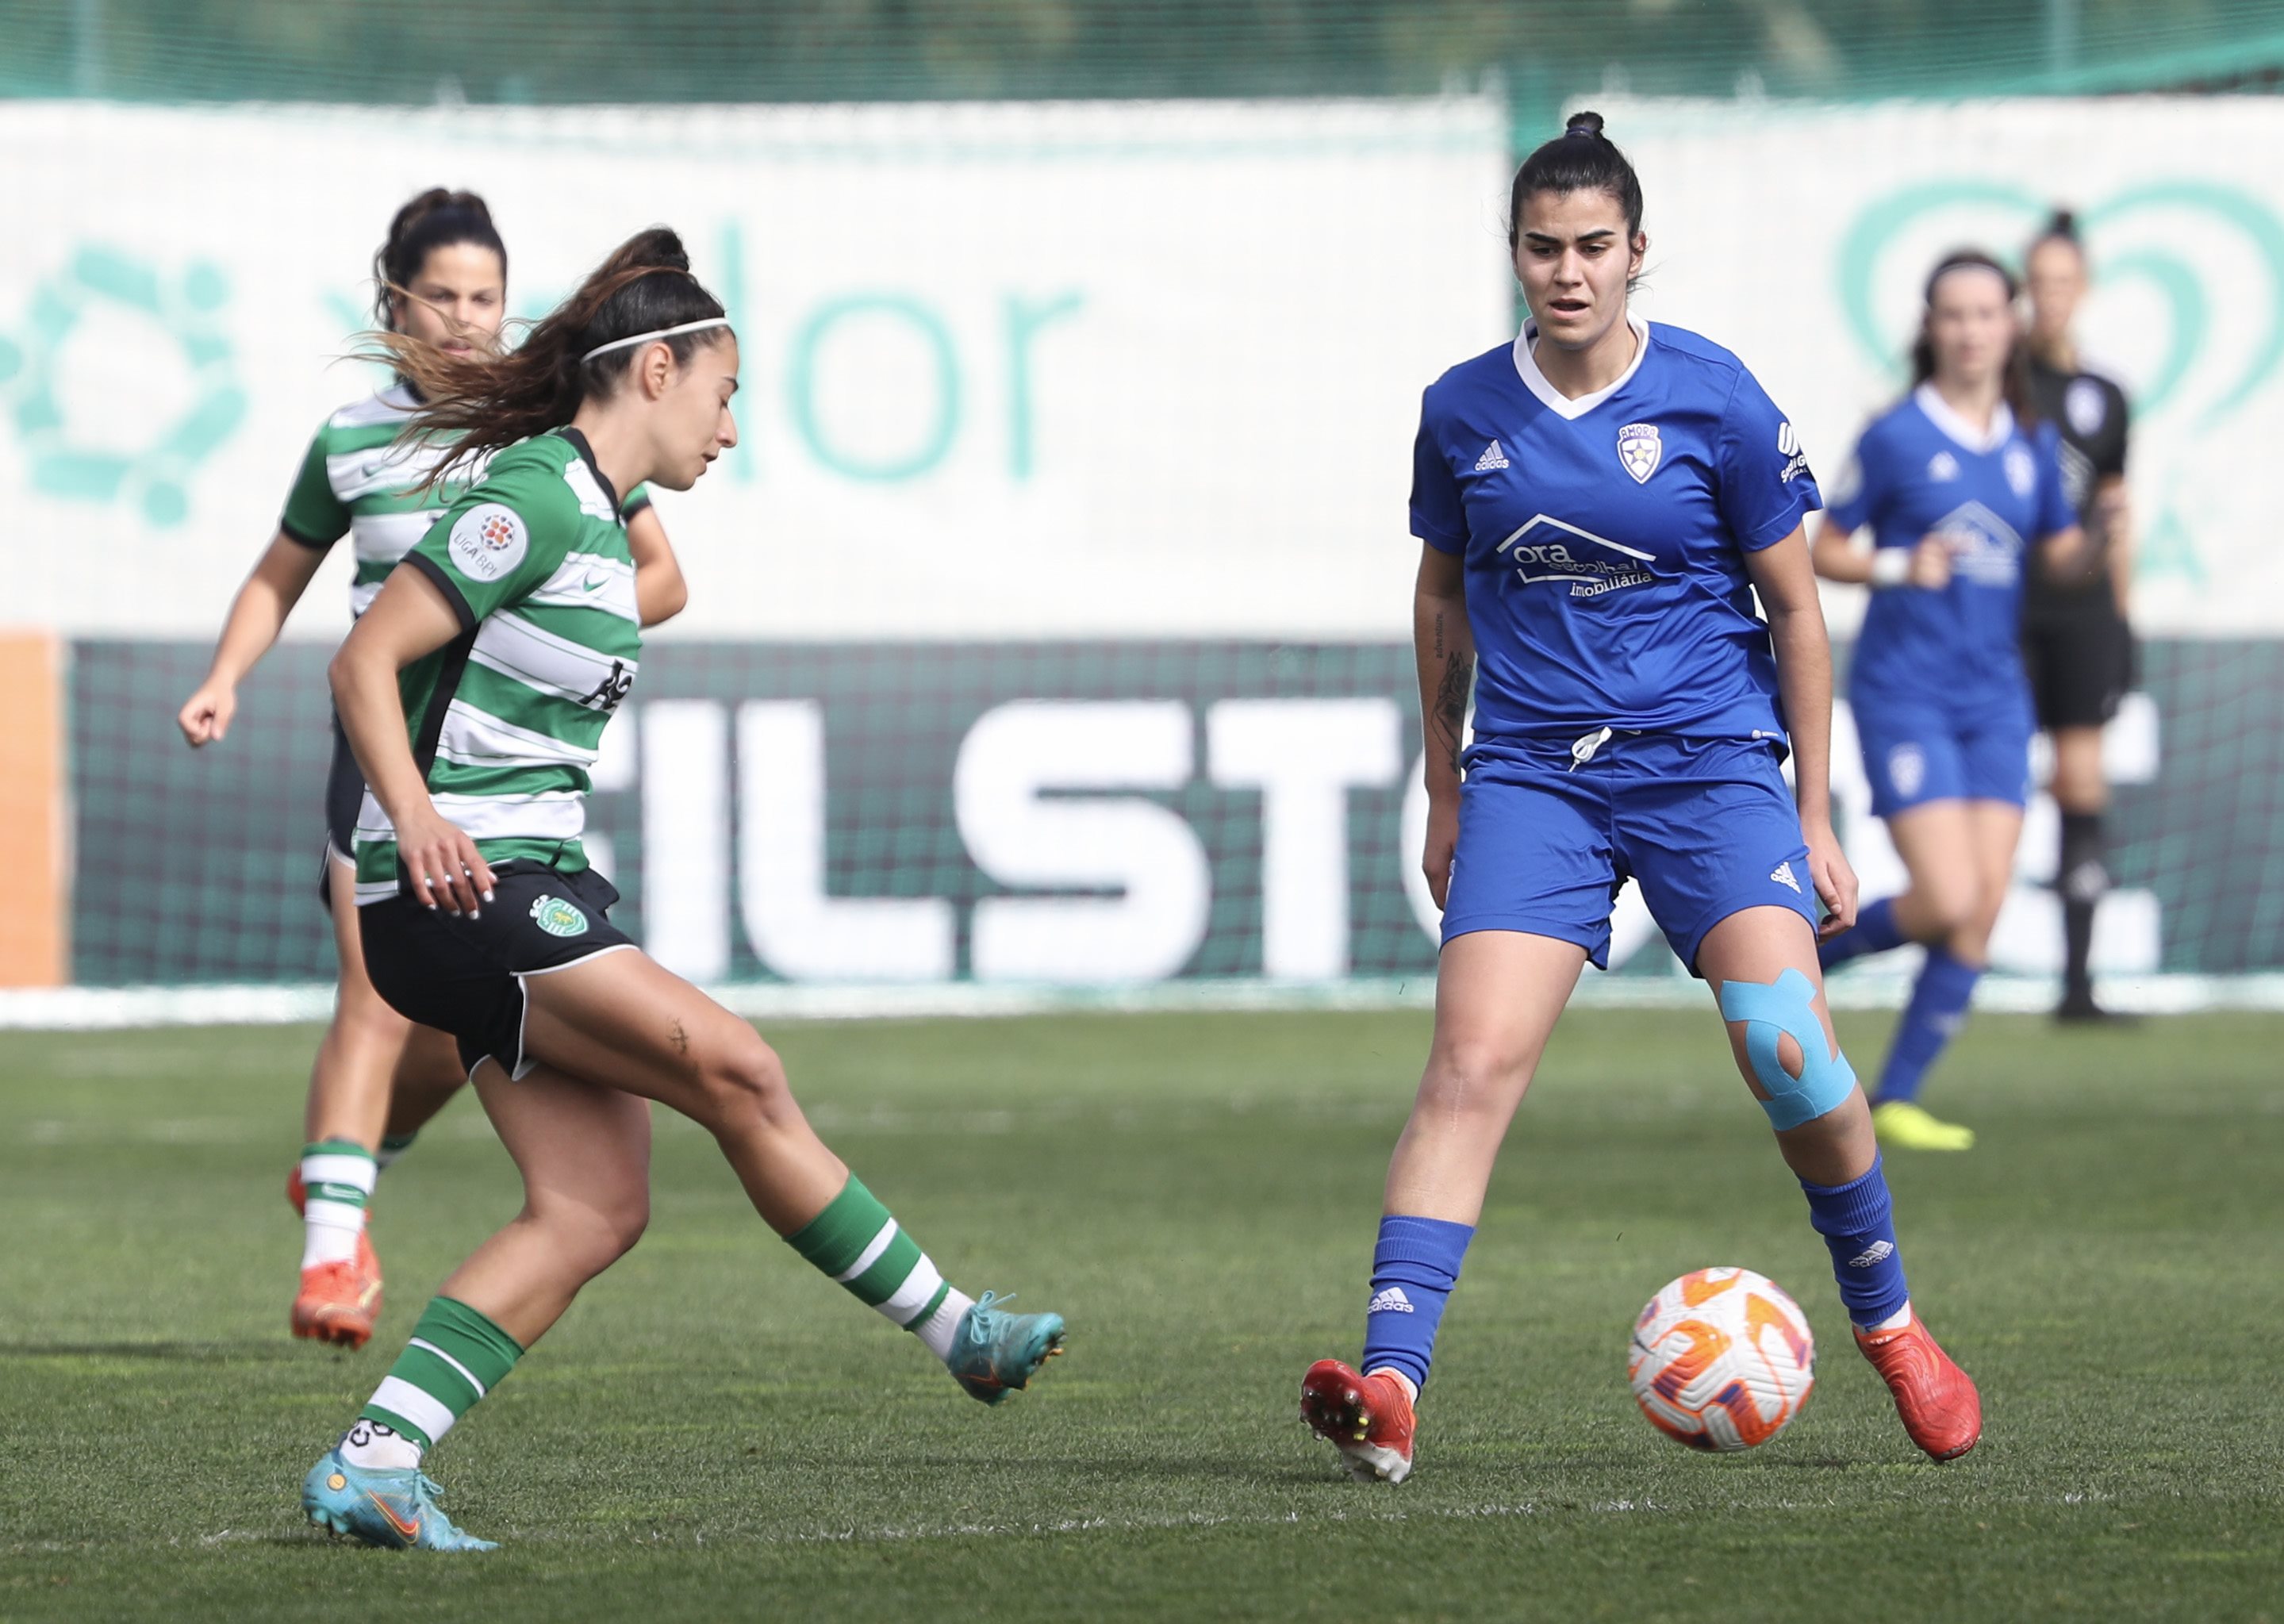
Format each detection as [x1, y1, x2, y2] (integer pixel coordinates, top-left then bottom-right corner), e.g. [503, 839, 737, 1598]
[300, 1138, 375, 1269]
[786, 1177, 975, 1361]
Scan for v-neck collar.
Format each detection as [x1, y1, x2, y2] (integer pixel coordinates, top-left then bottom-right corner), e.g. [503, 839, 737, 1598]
[1511, 313, 1652, 420]
[553, 425, 621, 513]
[1913, 383, 2015, 455]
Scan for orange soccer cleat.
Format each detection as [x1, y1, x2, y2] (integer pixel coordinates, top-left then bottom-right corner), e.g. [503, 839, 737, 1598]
[1299, 1359, 1418, 1484]
[292, 1260, 382, 1349]
[286, 1166, 383, 1345]
[1855, 1312, 1982, 1461]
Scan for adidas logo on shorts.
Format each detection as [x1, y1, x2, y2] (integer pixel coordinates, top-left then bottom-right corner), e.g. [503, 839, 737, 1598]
[1769, 861, 1802, 894]
[1365, 1287, 1415, 1315]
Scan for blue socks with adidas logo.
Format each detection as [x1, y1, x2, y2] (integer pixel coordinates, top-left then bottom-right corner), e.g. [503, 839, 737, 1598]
[1799, 1155, 1910, 1331]
[1358, 1215, 1474, 1394]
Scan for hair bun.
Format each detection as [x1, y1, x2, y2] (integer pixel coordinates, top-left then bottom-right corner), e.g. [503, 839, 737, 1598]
[2046, 207, 2079, 240]
[1564, 109, 1606, 140]
[621, 226, 693, 274]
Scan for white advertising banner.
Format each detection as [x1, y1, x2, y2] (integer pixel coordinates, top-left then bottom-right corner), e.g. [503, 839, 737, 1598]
[0, 98, 1513, 639]
[1604, 96, 2284, 637]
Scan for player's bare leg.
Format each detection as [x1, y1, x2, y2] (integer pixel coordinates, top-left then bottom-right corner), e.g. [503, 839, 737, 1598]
[1301, 931, 1583, 1484]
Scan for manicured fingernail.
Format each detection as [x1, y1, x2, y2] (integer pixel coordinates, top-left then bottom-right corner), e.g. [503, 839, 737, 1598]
[482, 890, 495, 903]
[469, 909, 481, 919]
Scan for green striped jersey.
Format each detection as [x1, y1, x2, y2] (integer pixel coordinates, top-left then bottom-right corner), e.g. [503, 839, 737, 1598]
[280, 386, 651, 619]
[351, 428, 642, 904]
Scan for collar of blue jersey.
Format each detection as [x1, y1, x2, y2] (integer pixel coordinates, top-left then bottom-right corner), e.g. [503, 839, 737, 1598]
[1511, 312, 1652, 420]
[1912, 382, 2016, 455]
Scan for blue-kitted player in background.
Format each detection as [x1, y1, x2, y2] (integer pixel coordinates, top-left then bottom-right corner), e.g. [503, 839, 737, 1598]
[1812, 251, 2087, 1151]
[1298, 113, 1982, 1486]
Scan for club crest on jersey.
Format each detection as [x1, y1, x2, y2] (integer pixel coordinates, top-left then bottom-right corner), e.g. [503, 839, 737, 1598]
[2004, 443, 2038, 498]
[1616, 422, 1661, 484]
[2066, 377, 2108, 437]
[447, 502, 528, 583]
[528, 895, 590, 938]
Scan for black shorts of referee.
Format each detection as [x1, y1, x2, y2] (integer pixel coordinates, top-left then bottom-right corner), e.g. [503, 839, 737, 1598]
[359, 860, 635, 1082]
[2022, 593, 2133, 732]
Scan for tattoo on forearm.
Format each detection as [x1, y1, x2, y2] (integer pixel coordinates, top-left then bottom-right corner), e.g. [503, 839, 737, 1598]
[1431, 651, 1471, 774]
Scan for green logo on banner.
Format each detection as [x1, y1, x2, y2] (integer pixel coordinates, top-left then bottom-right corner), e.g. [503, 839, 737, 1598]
[1836, 180, 2284, 421]
[0, 246, 245, 527]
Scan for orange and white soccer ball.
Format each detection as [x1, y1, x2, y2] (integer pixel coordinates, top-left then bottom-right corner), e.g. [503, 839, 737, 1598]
[1628, 1267, 1816, 1452]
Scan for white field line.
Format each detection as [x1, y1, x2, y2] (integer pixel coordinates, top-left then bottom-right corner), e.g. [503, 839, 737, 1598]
[4, 973, 2283, 1032]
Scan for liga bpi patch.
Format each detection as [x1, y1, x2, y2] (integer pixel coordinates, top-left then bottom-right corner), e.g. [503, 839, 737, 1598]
[447, 502, 529, 583]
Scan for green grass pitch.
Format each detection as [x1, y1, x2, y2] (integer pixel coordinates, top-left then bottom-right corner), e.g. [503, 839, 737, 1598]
[2, 1007, 2280, 1622]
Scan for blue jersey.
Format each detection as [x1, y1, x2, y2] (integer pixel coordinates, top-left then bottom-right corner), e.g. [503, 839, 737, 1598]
[1830, 385, 2077, 718]
[1410, 318, 1821, 749]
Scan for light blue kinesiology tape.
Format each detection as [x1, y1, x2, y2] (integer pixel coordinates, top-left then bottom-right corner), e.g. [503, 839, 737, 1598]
[1717, 968, 1858, 1131]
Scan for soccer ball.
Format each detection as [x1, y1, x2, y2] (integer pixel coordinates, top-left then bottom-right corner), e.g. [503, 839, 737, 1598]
[1627, 1267, 1815, 1452]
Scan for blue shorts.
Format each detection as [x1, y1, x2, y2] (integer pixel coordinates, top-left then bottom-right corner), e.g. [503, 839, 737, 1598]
[1441, 733, 1818, 975]
[1852, 694, 2034, 818]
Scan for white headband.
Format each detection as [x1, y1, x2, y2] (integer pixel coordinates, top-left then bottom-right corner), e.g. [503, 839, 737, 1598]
[581, 317, 731, 364]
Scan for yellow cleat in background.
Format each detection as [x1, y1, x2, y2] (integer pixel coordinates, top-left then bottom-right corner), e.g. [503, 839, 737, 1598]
[1871, 1099, 1976, 1152]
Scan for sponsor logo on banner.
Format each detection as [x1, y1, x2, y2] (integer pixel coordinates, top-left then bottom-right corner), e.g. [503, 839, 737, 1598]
[1617, 421, 1662, 483]
[448, 504, 529, 582]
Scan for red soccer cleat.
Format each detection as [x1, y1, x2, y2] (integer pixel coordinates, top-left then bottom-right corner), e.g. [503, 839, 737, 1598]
[1855, 1312, 1982, 1461]
[1299, 1359, 1417, 1484]
[286, 1166, 382, 1338]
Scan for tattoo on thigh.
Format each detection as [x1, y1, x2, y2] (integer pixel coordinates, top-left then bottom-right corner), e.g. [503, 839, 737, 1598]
[670, 1019, 689, 1058]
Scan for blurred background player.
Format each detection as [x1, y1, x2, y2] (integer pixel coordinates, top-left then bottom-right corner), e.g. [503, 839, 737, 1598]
[1297, 115, 1979, 1488]
[301, 230, 1065, 1552]
[1812, 252, 2086, 1150]
[176, 188, 686, 1349]
[2021, 209, 2136, 1022]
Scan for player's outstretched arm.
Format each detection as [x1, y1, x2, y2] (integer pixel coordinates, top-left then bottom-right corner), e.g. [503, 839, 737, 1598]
[1411, 542, 1472, 912]
[1746, 524, 1857, 937]
[329, 562, 494, 916]
[625, 505, 689, 628]
[178, 530, 330, 746]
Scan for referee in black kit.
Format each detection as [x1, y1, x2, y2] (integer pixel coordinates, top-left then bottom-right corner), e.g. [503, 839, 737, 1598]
[2021, 209, 2134, 1022]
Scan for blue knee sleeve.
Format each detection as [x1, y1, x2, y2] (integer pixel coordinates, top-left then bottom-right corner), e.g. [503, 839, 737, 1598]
[1718, 968, 1857, 1131]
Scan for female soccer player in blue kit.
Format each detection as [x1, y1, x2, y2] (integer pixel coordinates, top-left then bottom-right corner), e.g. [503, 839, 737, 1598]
[1297, 114, 1980, 1484]
[1811, 252, 2085, 1150]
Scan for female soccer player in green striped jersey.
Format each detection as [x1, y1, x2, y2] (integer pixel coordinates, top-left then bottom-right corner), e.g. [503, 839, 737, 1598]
[179, 190, 689, 1352]
[300, 228, 1065, 1552]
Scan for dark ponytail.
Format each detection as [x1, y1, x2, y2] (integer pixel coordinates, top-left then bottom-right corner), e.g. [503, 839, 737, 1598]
[1507, 110, 1646, 248]
[1910, 249, 2037, 426]
[357, 227, 730, 489]
[2030, 207, 2082, 258]
[374, 187, 507, 331]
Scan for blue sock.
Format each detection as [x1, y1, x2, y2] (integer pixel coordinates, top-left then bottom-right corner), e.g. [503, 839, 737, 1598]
[1818, 896, 1906, 969]
[1798, 1155, 1911, 1330]
[1876, 949, 1981, 1104]
[1357, 1215, 1474, 1394]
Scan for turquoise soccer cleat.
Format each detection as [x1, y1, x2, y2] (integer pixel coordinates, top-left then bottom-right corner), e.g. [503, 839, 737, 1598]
[946, 1290, 1066, 1404]
[301, 1446, 497, 1551]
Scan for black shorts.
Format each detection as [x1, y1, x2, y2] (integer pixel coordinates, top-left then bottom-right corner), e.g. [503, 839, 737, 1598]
[318, 715, 367, 909]
[2022, 605, 2133, 732]
[358, 861, 635, 1081]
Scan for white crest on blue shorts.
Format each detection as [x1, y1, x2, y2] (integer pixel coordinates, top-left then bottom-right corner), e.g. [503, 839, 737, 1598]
[1617, 421, 1661, 484]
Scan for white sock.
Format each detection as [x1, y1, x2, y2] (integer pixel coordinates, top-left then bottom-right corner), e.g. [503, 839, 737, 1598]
[338, 1416, 423, 1472]
[1865, 1302, 1914, 1333]
[299, 1143, 377, 1269]
[916, 1288, 977, 1361]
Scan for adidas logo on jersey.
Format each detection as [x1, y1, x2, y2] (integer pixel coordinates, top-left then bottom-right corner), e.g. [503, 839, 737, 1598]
[1847, 1241, 1895, 1269]
[1366, 1287, 1415, 1315]
[1769, 861, 1802, 894]
[1474, 440, 1510, 472]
